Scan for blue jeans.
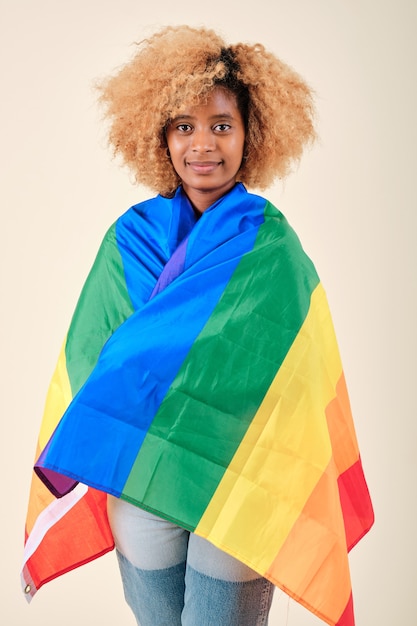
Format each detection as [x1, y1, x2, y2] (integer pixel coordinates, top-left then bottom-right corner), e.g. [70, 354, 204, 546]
[108, 496, 274, 625]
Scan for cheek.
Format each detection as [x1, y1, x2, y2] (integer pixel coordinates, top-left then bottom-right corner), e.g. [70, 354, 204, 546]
[231, 137, 245, 165]
[170, 153, 184, 174]
[166, 141, 183, 169]
[166, 133, 180, 155]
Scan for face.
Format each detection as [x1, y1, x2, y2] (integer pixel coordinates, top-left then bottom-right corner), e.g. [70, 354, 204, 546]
[165, 87, 246, 213]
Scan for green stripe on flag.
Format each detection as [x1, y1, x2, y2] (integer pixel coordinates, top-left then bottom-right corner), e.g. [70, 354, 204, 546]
[122, 202, 320, 528]
[65, 223, 134, 395]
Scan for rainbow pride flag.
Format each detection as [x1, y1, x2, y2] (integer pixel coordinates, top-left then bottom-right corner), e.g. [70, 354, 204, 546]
[22, 183, 374, 625]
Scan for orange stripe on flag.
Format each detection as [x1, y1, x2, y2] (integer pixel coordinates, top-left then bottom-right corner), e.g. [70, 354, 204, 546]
[267, 460, 352, 625]
[325, 373, 359, 475]
[25, 473, 56, 535]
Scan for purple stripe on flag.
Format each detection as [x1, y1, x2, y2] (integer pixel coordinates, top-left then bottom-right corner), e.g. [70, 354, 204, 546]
[150, 236, 189, 299]
[34, 465, 78, 498]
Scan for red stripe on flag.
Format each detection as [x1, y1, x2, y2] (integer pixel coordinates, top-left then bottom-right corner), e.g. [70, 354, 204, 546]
[25, 488, 113, 591]
[338, 458, 375, 551]
[336, 592, 354, 626]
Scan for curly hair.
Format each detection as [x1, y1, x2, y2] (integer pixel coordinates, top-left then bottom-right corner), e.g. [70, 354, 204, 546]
[97, 25, 316, 195]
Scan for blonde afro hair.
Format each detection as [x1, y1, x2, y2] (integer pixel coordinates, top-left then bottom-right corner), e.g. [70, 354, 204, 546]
[97, 25, 316, 195]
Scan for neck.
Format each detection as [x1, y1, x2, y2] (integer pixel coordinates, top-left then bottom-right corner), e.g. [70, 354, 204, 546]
[182, 182, 236, 214]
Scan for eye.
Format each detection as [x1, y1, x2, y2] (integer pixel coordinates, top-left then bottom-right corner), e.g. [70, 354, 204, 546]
[176, 123, 193, 132]
[213, 123, 232, 132]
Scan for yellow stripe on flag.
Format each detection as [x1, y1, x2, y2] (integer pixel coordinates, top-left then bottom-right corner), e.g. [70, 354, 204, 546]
[26, 339, 73, 534]
[38, 338, 72, 451]
[196, 284, 343, 573]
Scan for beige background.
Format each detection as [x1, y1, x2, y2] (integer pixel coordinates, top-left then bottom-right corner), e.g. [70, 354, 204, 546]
[1, 1, 416, 624]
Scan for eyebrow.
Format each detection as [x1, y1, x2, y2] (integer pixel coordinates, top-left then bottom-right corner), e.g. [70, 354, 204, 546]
[171, 113, 236, 122]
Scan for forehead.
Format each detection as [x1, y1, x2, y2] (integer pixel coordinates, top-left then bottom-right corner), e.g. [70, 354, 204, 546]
[173, 87, 239, 118]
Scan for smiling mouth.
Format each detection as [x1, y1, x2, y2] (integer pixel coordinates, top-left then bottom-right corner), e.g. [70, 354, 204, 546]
[187, 161, 222, 174]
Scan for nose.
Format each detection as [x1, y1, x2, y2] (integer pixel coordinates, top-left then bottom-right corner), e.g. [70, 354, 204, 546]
[191, 127, 215, 152]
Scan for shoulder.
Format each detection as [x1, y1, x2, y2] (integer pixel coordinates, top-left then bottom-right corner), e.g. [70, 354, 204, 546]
[119, 193, 172, 224]
[108, 193, 174, 244]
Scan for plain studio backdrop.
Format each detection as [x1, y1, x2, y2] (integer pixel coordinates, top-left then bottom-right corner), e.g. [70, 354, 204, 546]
[1, 1, 415, 624]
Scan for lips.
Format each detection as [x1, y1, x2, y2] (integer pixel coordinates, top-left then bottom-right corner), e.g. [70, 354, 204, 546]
[187, 161, 221, 174]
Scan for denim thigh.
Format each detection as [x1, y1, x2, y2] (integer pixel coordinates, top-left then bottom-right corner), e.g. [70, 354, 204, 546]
[108, 496, 274, 625]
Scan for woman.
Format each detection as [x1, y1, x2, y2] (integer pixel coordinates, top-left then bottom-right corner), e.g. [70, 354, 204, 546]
[23, 26, 373, 626]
